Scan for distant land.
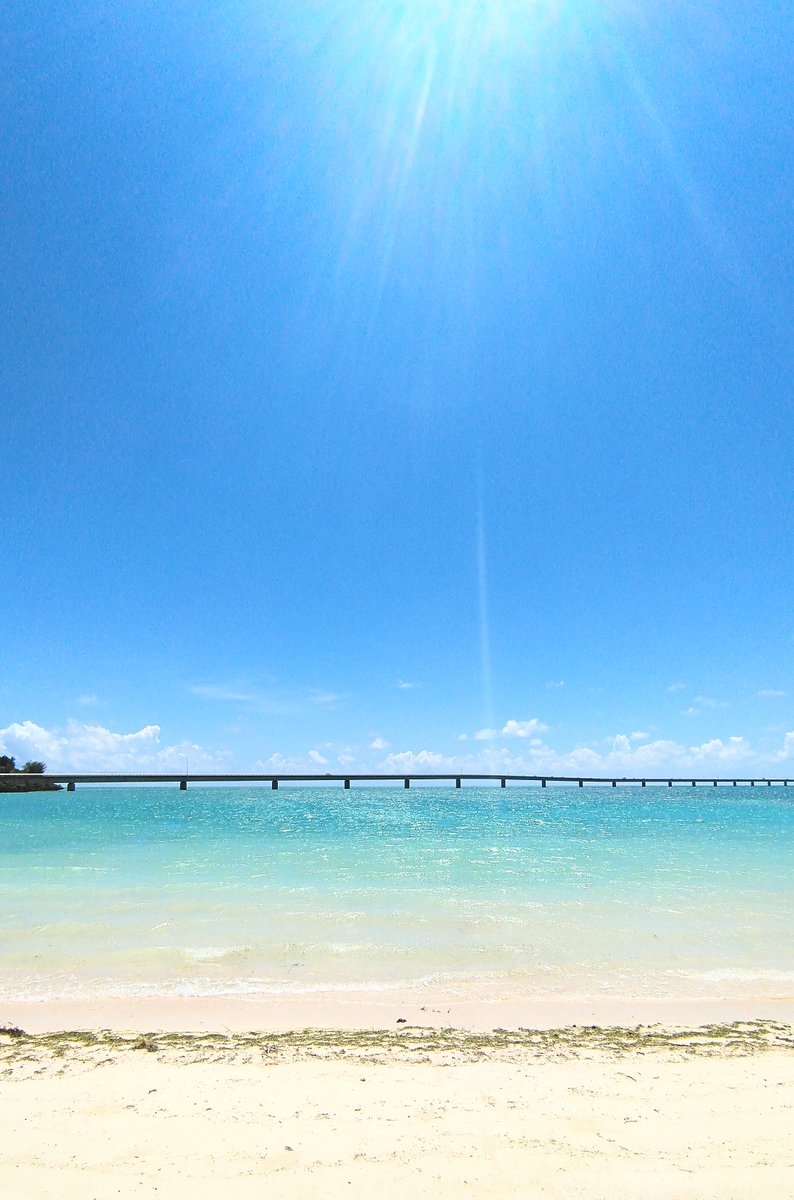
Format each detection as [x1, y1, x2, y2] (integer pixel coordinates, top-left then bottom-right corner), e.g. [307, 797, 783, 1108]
[0, 757, 62, 792]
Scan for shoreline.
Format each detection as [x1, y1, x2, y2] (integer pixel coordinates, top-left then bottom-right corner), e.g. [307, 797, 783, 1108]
[5, 986, 794, 1035]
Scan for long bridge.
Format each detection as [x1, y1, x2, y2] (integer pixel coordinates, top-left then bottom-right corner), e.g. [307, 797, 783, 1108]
[2, 772, 790, 792]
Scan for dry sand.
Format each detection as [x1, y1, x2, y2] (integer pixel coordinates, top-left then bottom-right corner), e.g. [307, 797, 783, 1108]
[1, 1020, 793, 1199]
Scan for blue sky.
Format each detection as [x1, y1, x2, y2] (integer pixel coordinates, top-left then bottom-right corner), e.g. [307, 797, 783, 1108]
[2, 0, 793, 775]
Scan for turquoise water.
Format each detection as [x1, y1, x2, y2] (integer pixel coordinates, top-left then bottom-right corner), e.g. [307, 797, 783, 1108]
[2, 785, 793, 1001]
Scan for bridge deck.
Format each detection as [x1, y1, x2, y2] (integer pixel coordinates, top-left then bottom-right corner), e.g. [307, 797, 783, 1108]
[1, 772, 790, 788]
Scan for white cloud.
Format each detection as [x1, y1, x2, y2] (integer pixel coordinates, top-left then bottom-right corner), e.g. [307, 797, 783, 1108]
[689, 736, 751, 764]
[396, 680, 420, 690]
[10, 716, 789, 782]
[571, 733, 751, 772]
[0, 720, 228, 773]
[372, 730, 774, 779]
[254, 749, 351, 772]
[546, 680, 565, 690]
[77, 694, 99, 707]
[254, 726, 794, 778]
[758, 689, 785, 698]
[502, 718, 548, 738]
[309, 691, 345, 708]
[474, 718, 548, 741]
[380, 750, 455, 771]
[667, 682, 686, 693]
[188, 681, 345, 714]
[257, 753, 305, 771]
[188, 682, 260, 703]
[774, 732, 794, 762]
[684, 696, 730, 717]
[369, 737, 389, 750]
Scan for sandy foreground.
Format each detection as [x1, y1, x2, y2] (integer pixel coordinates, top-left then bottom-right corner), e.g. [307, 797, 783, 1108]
[1, 1016, 793, 1199]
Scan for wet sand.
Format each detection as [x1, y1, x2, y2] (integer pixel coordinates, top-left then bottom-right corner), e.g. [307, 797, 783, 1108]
[5, 984, 794, 1035]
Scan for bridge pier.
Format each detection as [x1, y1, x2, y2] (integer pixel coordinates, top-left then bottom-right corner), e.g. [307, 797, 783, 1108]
[404, 777, 410, 789]
[611, 780, 616, 787]
[541, 779, 546, 788]
[272, 779, 279, 790]
[455, 777, 461, 789]
[668, 780, 672, 787]
[344, 778, 350, 789]
[751, 780, 755, 786]
[578, 779, 583, 788]
[641, 780, 646, 787]
[500, 778, 506, 788]
[733, 781, 737, 786]
[67, 780, 75, 792]
[179, 780, 187, 791]
[691, 780, 696, 786]
[713, 780, 718, 787]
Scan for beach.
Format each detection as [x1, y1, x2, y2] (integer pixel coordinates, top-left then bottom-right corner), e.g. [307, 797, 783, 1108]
[3, 784, 793, 1193]
[2, 1022, 793, 1198]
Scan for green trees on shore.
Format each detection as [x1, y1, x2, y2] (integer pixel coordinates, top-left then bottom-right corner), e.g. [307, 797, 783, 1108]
[0, 756, 61, 791]
[0, 756, 45, 773]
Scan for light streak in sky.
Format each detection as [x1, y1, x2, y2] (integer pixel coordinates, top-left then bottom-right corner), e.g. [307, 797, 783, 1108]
[476, 477, 494, 732]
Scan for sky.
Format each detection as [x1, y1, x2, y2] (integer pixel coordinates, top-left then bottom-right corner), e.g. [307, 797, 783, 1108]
[2, 0, 793, 777]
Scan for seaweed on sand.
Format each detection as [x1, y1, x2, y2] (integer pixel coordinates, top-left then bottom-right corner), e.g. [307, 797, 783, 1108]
[1, 1020, 792, 1070]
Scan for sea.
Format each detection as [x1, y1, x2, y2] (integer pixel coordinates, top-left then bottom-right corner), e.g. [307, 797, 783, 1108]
[2, 784, 793, 1004]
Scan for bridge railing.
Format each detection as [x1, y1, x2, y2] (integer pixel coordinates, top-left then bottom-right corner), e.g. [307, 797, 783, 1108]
[0, 772, 790, 792]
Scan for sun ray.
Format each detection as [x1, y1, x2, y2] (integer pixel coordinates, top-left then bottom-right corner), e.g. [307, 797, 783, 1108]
[476, 474, 494, 733]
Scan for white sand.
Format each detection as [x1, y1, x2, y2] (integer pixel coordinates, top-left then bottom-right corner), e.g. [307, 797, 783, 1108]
[1, 1021, 793, 1199]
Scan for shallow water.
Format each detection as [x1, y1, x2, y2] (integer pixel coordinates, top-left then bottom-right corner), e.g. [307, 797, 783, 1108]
[2, 785, 793, 1000]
